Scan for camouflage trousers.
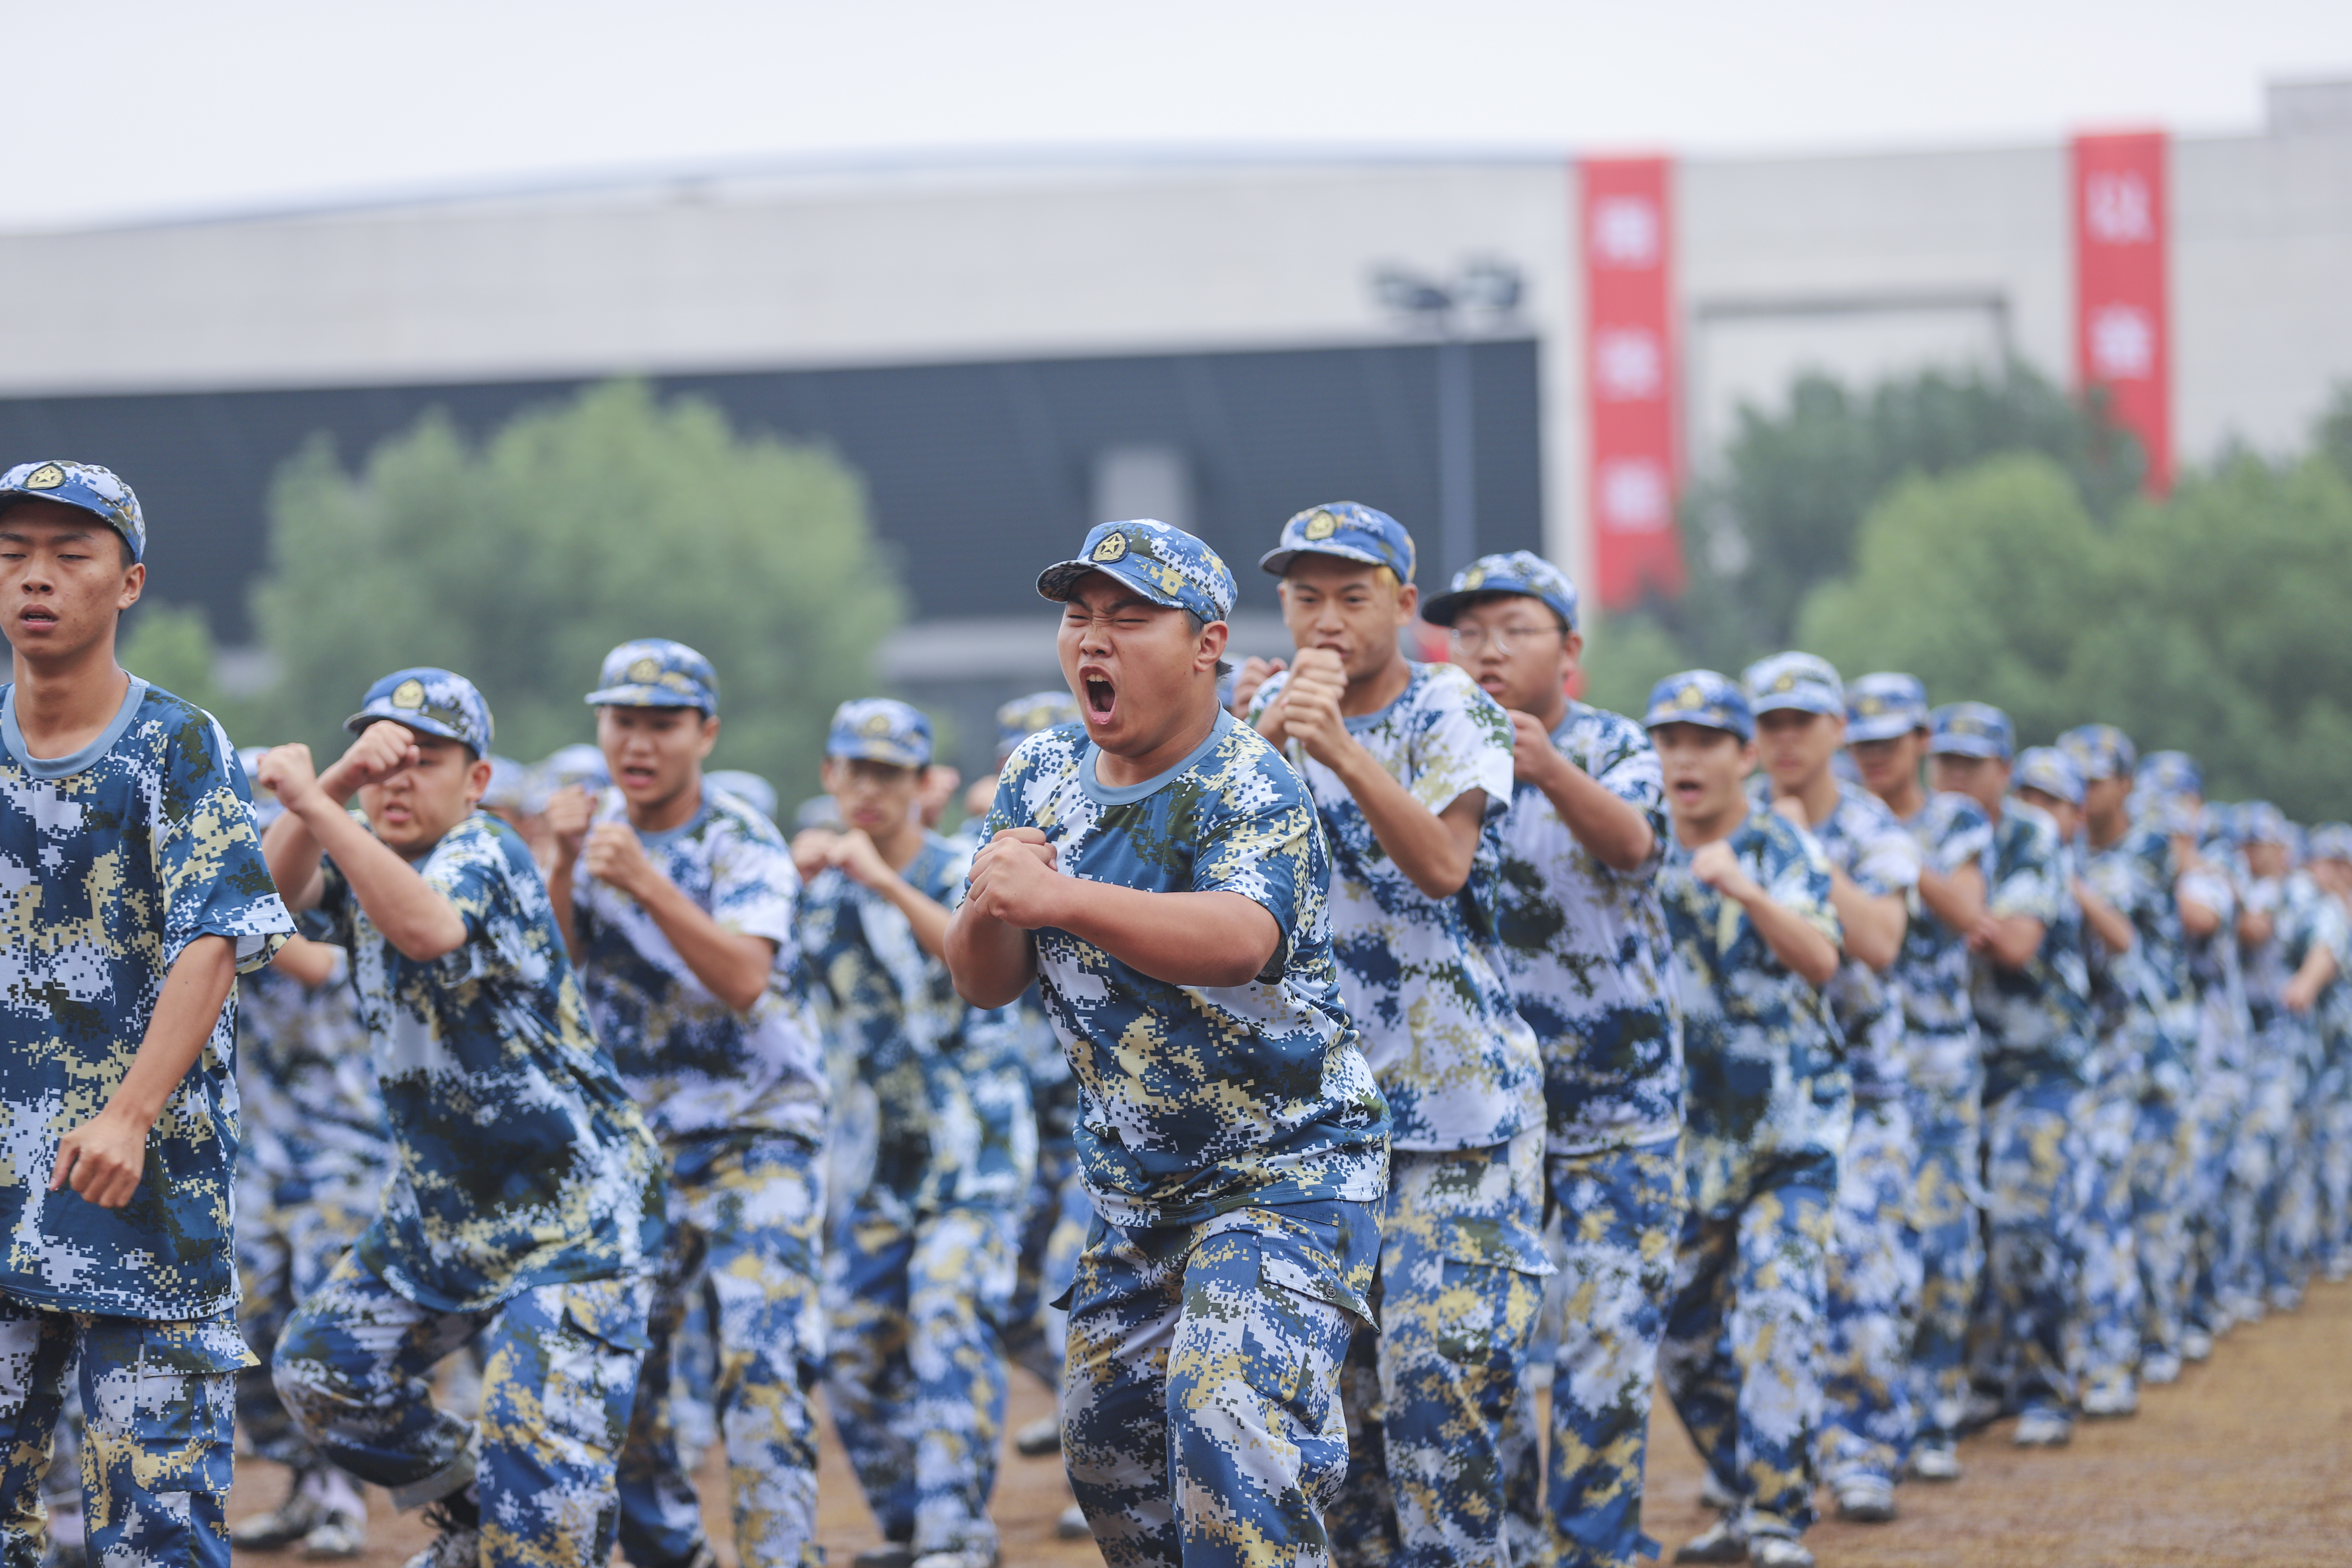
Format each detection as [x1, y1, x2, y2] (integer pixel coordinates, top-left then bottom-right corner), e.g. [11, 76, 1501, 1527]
[2072, 1074, 2144, 1404]
[1514, 1139, 1684, 1568]
[1332, 1131, 1551, 1568]
[1660, 1175, 1833, 1542]
[2128, 1096, 2195, 1361]
[2221, 1062, 2295, 1306]
[273, 1252, 652, 1568]
[1819, 1100, 1922, 1486]
[236, 1180, 376, 1468]
[1063, 1199, 1377, 1568]
[1970, 1073, 2084, 1419]
[0, 1300, 251, 1568]
[826, 1193, 1018, 1559]
[1004, 1130, 1090, 1390]
[2184, 1067, 2246, 1335]
[2314, 1065, 2352, 1276]
[1903, 1055, 1984, 1448]
[619, 1133, 827, 1568]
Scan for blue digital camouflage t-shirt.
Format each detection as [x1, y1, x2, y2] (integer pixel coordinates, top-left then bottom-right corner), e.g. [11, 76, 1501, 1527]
[1658, 808, 1850, 1217]
[1971, 801, 2093, 1090]
[570, 785, 827, 1147]
[801, 832, 1035, 1215]
[1893, 792, 1995, 1097]
[1493, 701, 1679, 1155]
[237, 949, 389, 1210]
[980, 711, 1389, 1229]
[0, 677, 293, 1318]
[1768, 779, 1919, 1106]
[304, 812, 666, 1312]
[1250, 660, 1539, 1152]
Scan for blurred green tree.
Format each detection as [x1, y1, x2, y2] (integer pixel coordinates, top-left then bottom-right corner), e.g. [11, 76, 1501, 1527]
[247, 380, 902, 792]
[1664, 361, 2143, 669]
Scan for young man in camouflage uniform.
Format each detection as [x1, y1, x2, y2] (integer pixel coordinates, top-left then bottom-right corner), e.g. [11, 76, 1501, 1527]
[1429, 552, 1680, 1568]
[228, 755, 389, 1560]
[1645, 672, 1846, 1568]
[1248, 506, 1549, 1568]
[796, 698, 1034, 1568]
[1741, 654, 1918, 1525]
[1844, 674, 1992, 1481]
[2011, 748, 2145, 1419]
[2058, 724, 2199, 1393]
[2306, 823, 2352, 1282]
[258, 668, 669, 1568]
[1924, 704, 2090, 1449]
[948, 519, 1390, 1568]
[545, 639, 832, 1568]
[0, 460, 296, 1568]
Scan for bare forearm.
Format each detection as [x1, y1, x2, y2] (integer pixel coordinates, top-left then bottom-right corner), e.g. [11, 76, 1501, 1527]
[1534, 757, 1654, 873]
[1828, 874, 1906, 972]
[870, 872, 954, 960]
[1987, 914, 2046, 970]
[1049, 882, 1280, 989]
[261, 812, 328, 913]
[629, 874, 777, 1012]
[114, 936, 236, 1123]
[946, 908, 1038, 1008]
[547, 856, 582, 958]
[1733, 886, 1840, 986]
[2178, 894, 2221, 937]
[295, 801, 466, 961]
[1327, 745, 1478, 899]
[2077, 887, 2136, 955]
[1916, 863, 1986, 934]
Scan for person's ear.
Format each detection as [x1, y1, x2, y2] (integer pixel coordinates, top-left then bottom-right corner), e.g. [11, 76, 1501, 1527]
[1396, 580, 1420, 620]
[697, 714, 721, 758]
[116, 561, 145, 612]
[465, 756, 493, 807]
[1197, 619, 1230, 675]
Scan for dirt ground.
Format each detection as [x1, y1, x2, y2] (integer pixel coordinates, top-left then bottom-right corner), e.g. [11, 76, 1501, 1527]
[231, 1276, 2352, 1567]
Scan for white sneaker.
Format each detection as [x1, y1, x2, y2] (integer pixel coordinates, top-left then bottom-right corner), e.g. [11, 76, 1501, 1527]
[1909, 1444, 1963, 1482]
[1674, 1518, 1748, 1563]
[1055, 1505, 1091, 1541]
[910, 1551, 997, 1568]
[2079, 1379, 2138, 1418]
[2141, 1350, 2182, 1385]
[1833, 1475, 1897, 1523]
[1698, 1468, 1739, 1513]
[2180, 1328, 2214, 1362]
[2013, 1409, 2073, 1447]
[1012, 1415, 1061, 1457]
[1747, 1534, 1815, 1568]
[2270, 1284, 2303, 1314]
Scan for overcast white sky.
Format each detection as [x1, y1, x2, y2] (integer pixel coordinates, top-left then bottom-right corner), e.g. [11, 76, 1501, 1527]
[14, 0, 2351, 230]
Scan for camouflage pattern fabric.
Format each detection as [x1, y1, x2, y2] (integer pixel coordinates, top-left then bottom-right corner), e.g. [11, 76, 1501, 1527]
[616, 1134, 826, 1568]
[2129, 1096, 2196, 1362]
[1524, 1139, 1684, 1568]
[1818, 1099, 1923, 1487]
[2071, 1075, 2144, 1406]
[1659, 1179, 1833, 1544]
[826, 1199, 1018, 1559]
[0, 678, 292, 1318]
[1491, 702, 1678, 1159]
[0, 1306, 250, 1568]
[571, 786, 827, 1145]
[978, 712, 1389, 1227]
[273, 1252, 651, 1566]
[236, 1189, 377, 1468]
[2180, 857, 2250, 1336]
[1330, 1131, 1550, 1568]
[1249, 662, 1540, 1152]
[1061, 1201, 1377, 1568]
[1972, 802, 2094, 1095]
[300, 811, 667, 1312]
[1972, 1075, 2086, 1419]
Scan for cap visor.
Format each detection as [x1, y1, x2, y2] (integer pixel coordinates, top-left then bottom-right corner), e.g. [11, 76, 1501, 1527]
[345, 710, 470, 746]
[1258, 541, 1393, 578]
[1036, 558, 1185, 609]
[584, 684, 707, 709]
[826, 740, 929, 769]
[1844, 715, 1923, 743]
[1928, 737, 2006, 759]
[1749, 696, 1842, 718]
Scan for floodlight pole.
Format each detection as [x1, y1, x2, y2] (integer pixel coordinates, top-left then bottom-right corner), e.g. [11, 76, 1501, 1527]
[1370, 260, 1522, 585]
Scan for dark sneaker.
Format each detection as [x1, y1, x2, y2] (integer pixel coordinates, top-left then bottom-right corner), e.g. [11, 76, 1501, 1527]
[1675, 1519, 1748, 1564]
[400, 1496, 481, 1568]
[233, 1478, 323, 1552]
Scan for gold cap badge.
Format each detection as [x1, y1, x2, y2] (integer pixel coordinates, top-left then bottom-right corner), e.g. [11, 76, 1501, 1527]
[1462, 566, 1486, 589]
[1302, 510, 1338, 541]
[627, 657, 662, 683]
[1676, 684, 1704, 710]
[1091, 533, 1128, 564]
[1772, 672, 1797, 692]
[23, 464, 64, 490]
[861, 712, 892, 738]
[390, 678, 426, 710]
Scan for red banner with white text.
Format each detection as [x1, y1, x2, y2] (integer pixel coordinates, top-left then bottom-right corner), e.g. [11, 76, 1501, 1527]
[1580, 156, 1684, 608]
[2072, 131, 2171, 492]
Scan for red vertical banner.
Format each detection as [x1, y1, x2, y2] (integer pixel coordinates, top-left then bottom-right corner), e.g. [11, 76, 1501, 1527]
[1580, 156, 1684, 608]
[2072, 131, 2171, 491]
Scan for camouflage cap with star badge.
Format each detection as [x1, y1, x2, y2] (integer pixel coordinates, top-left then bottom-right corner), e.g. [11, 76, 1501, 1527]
[2134, 749, 2203, 801]
[1418, 549, 1579, 630]
[825, 697, 933, 769]
[0, 459, 146, 562]
[1642, 669, 1753, 741]
[1926, 701, 2014, 762]
[994, 688, 1081, 763]
[1258, 501, 1416, 582]
[1844, 672, 1929, 743]
[2056, 723, 2138, 782]
[584, 637, 719, 713]
[345, 666, 495, 756]
[1037, 519, 1236, 623]
[1741, 651, 1845, 719]
[2012, 746, 2086, 808]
